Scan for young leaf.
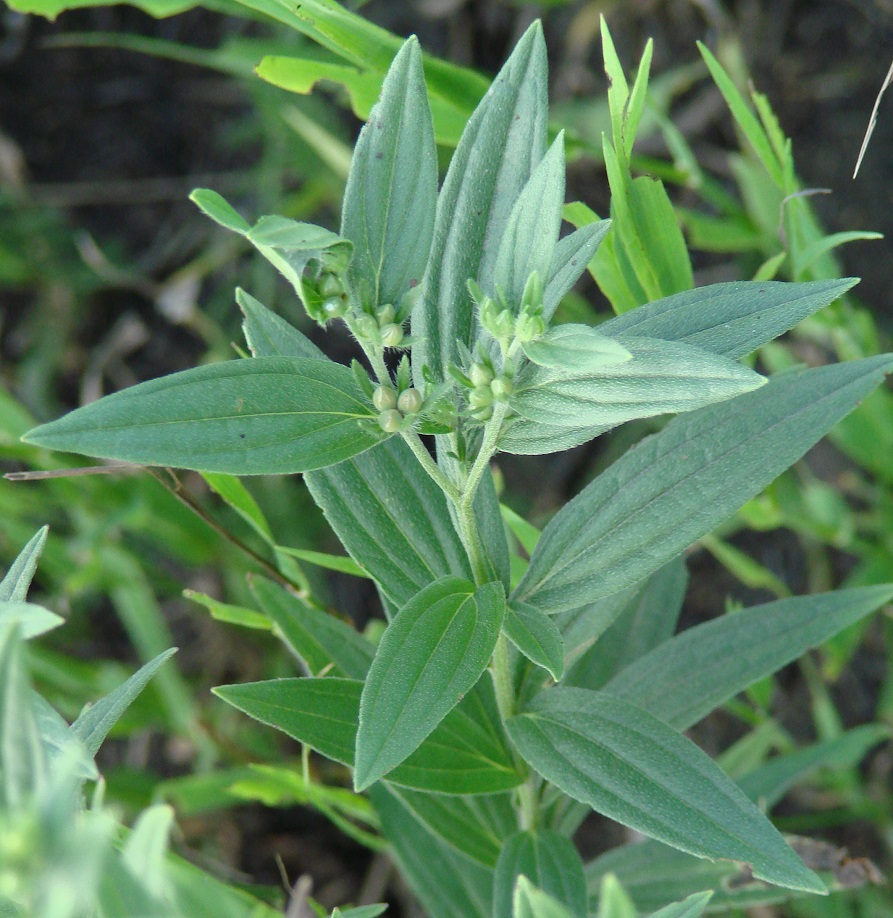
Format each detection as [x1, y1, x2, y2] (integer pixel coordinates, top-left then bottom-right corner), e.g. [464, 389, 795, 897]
[542, 221, 612, 321]
[521, 325, 631, 373]
[596, 874, 637, 918]
[0, 601, 64, 640]
[513, 876, 576, 918]
[236, 288, 326, 360]
[341, 37, 437, 311]
[504, 601, 565, 682]
[599, 278, 858, 360]
[23, 357, 387, 476]
[646, 891, 713, 918]
[511, 337, 764, 429]
[604, 584, 893, 730]
[494, 830, 588, 918]
[412, 21, 548, 386]
[189, 188, 250, 234]
[506, 688, 824, 893]
[71, 648, 178, 757]
[512, 355, 893, 614]
[305, 437, 472, 607]
[184, 590, 271, 631]
[355, 577, 505, 789]
[0, 526, 48, 602]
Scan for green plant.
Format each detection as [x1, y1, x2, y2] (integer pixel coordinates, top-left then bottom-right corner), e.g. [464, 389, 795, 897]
[17, 22, 893, 918]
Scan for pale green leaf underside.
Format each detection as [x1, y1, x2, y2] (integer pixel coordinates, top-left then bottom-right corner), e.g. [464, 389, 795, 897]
[0, 601, 64, 640]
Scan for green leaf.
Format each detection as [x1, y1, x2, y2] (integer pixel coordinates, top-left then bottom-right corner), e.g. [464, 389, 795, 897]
[370, 783, 493, 918]
[542, 221, 612, 321]
[413, 21, 548, 385]
[201, 470, 274, 542]
[305, 437, 472, 607]
[0, 526, 48, 602]
[355, 577, 505, 789]
[513, 355, 893, 614]
[506, 688, 823, 893]
[0, 601, 64, 640]
[599, 278, 858, 360]
[189, 188, 250, 234]
[71, 648, 177, 757]
[646, 891, 713, 918]
[330, 907, 387, 918]
[596, 874, 637, 918]
[214, 676, 522, 795]
[341, 37, 437, 312]
[23, 357, 387, 475]
[385, 785, 515, 866]
[512, 337, 764, 430]
[604, 584, 893, 730]
[491, 133, 566, 308]
[249, 576, 374, 679]
[121, 804, 174, 901]
[494, 830, 587, 918]
[504, 601, 564, 681]
[31, 692, 97, 781]
[513, 876, 576, 918]
[184, 590, 271, 631]
[236, 288, 326, 360]
[521, 325, 631, 373]
[274, 545, 368, 578]
[501, 504, 541, 556]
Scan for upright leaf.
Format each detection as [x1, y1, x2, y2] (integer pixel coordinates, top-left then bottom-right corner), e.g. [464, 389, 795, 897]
[341, 37, 437, 311]
[513, 876, 576, 918]
[413, 21, 548, 385]
[236, 288, 326, 360]
[0, 526, 48, 602]
[513, 355, 893, 614]
[542, 221, 612, 322]
[23, 357, 387, 476]
[355, 577, 505, 789]
[506, 688, 823, 893]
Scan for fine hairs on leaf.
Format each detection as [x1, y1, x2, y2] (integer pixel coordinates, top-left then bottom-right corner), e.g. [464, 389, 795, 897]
[17, 16, 893, 918]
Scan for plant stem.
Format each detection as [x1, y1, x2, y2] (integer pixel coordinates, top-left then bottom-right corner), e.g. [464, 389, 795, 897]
[491, 631, 515, 721]
[459, 402, 509, 516]
[400, 430, 461, 504]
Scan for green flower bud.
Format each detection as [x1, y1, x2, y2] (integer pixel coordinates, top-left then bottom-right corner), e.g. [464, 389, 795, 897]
[377, 304, 395, 325]
[321, 296, 348, 320]
[380, 323, 405, 348]
[490, 377, 513, 401]
[354, 314, 379, 340]
[377, 409, 403, 433]
[397, 388, 423, 414]
[469, 386, 494, 409]
[318, 273, 344, 298]
[515, 314, 545, 343]
[469, 363, 494, 387]
[471, 404, 493, 422]
[372, 386, 397, 411]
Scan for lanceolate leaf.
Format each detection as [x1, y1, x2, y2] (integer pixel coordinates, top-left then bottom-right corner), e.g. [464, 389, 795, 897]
[413, 21, 548, 386]
[0, 526, 48, 602]
[513, 355, 893, 614]
[504, 601, 565, 681]
[521, 325, 631, 373]
[214, 676, 521, 795]
[646, 892, 713, 918]
[604, 585, 893, 730]
[23, 357, 387, 475]
[341, 37, 437, 311]
[542, 221, 612, 322]
[506, 688, 824, 893]
[305, 437, 472, 607]
[0, 601, 64, 640]
[513, 877, 576, 918]
[355, 577, 505, 789]
[236, 288, 326, 360]
[599, 278, 858, 359]
[511, 337, 764, 429]
[493, 830, 588, 918]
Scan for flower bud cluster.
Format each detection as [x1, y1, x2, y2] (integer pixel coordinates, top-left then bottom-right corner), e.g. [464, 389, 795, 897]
[473, 271, 546, 354]
[353, 303, 410, 350]
[306, 271, 350, 325]
[465, 362, 513, 422]
[373, 384, 424, 432]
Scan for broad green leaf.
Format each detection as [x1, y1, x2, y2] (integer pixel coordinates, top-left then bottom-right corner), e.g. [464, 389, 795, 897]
[341, 37, 437, 311]
[413, 21, 548, 385]
[355, 577, 505, 789]
[305, 437, 472, 607]
[71, 649, 177, 757]
[511, 337, 764, 429]
[646, 891, 713, 918]
[605, 585, 893, 730]
[386, 785, 515, 867]
[189, 188, 250, 234]
[0, 601, 64, 639]
[494, 830, 587, 918]
[249, 576, 374, 679]
[369, 783, 493, 918]
[491, 133, 566, 308]
[513, 355, 893, 614]
[505, 601, 564, 681]
[507, 688, 823, 893]
[542, 221, 612, 321]
[236, 288, 326, 360]
[521, 325, 631, 373]
[0, 526, 48, 602]
[599, 279, 858, 360]
[214, 676, 522, 794]
[499, 417, 615, 457]
[513, 876, 576, 918]
[184, 590, 270, 631]
[23, 357, 387, 475]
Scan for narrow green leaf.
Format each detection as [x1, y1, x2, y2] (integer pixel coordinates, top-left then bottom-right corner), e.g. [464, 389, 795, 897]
[501, 504, 541, 556]
[189, 188, 250, 234]
[521, 326, 631, 373]
[605, 585, 893, 730]
[499, 416, 615, 457]
[274, 545, 368, 578]
[542, 221, 612, 321]
[507, 688, 824, 893]
[355, 577, 505, 789]
[596, 874, 637, 918]
[23, 357, 387, 475]
[201, 470, 274, 543]
[0, 601, 64, 640]
[236, 288, 326, 360]
[305, 437, 472, 607]
[31, 692, 97, 781]
[249, 576, 374, 679]
[184, 590, 271, 631]
[494, 830, 587, 918]
[121, 804, 175, 900]
[330, 906, 387, 918]
[797, 231, 882, 276]
[214, 676, 521, 795]
[71, 649, 177, 757]
[512, 337, 764, 430]
[513, 876, 576, 918]
[341, 37, 437, 311]
[413, 21, 548, 385]
[599, 278, 858, 360]
[0, 526, 48, 602]
[513, 355, 893, 614]
[505, 601, 564, 681]
[646, 891, 713, 918]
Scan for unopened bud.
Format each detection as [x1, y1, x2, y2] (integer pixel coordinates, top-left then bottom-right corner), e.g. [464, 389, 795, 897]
[469, 386, 494, 410]
[380, 323, 404, 348]
[373, 387, 397, 411]
[377, 304, 395, 325]
[377, 409, 403, 433]
[318, 273, 344, 298]
[469, 364, 494, 387]
[397, 388, 423, 414]
[354, 314, 379, 340]
[490, 377, 513, 401]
